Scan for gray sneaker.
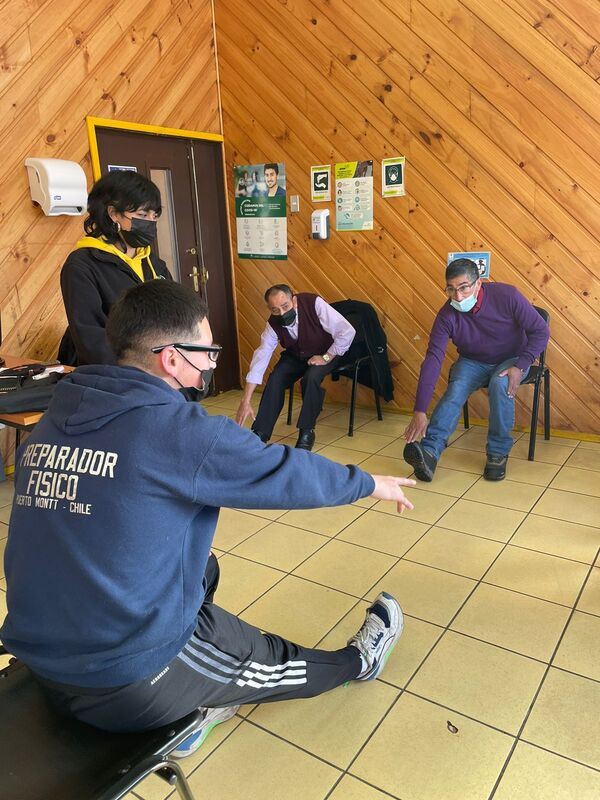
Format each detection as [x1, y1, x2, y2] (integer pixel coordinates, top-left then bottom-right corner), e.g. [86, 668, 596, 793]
[348, 592, 404, 681]
[484, 454, 508, 481]
[171, 705, 240, 758]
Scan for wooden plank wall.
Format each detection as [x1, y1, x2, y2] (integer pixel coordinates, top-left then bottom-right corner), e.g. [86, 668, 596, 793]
[0, 0, 221, 461]
[215, 0, 600, 435]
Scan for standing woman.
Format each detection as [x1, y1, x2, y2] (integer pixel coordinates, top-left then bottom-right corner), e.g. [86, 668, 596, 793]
[58, 171, 172, 366]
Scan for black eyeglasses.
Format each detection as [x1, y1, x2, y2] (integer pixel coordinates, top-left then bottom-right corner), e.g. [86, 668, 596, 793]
[151, 343, 222, 363]
[445, 279, 477, 297]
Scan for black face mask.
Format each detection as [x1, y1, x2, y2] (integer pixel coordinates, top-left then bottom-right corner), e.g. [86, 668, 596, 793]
[270, 308, 297, 327]
[176, 362, 214, 402]
[120, 217, 157, 248]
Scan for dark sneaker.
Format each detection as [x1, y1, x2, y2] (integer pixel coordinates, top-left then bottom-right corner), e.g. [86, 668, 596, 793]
[252, 428, 270, 443]
[171, 705, 240, 758]
[348, 592, 404, 681]
[484, 454, 508, 481]
[296, 429, 315, 451]
[403, 441, 437, 482]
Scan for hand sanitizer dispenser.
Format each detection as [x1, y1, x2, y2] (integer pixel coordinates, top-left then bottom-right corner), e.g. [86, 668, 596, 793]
[311, 208, 330, 239]
[25, 158, 87, 216]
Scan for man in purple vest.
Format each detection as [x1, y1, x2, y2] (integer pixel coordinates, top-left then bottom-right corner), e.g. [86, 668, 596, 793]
[403, 258, 549, 482]
[235, 285, 355, 450]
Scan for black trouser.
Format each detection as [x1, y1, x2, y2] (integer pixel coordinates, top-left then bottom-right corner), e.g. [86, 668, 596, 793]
[36, 554, 362, 733]
[253, 350, 339, 439]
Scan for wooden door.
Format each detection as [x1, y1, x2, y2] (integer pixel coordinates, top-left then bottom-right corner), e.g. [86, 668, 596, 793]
[94, 128, 240, 393]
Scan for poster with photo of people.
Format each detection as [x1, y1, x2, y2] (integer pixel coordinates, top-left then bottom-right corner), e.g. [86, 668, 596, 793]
[234, 162, 287, 260]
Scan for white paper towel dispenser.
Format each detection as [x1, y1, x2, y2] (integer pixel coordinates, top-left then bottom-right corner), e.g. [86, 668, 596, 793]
[25, 158, 87, 216]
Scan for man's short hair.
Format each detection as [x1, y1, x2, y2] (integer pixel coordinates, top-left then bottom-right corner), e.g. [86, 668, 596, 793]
[264, 163, 279, 175]
[445, 258, 479, 284]
[107, 280, 209, 364]
[264, 284, 293, 303]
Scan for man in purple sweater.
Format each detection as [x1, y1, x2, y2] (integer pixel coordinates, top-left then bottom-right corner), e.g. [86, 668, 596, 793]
[403, 258, 549, 481]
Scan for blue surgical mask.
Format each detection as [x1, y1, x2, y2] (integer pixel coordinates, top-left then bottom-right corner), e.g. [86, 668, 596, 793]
[451, 293, 478, 313]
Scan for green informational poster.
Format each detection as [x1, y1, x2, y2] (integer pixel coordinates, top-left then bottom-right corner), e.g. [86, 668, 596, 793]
[234, 163, 287, 260]
[382, 156, 405, 197]
[335, 160, 373, 231]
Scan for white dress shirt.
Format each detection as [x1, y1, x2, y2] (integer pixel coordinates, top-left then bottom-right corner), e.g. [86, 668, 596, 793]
[246, 297, 356, 385]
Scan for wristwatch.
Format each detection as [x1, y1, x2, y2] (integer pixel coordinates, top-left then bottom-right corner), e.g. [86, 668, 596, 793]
[322, 353, 331, 363]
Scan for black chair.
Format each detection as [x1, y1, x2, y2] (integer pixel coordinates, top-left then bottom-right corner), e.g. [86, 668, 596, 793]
[462, 306, 550, 461]
[286, 304, 386, 437]
[0, 647, 201, 800]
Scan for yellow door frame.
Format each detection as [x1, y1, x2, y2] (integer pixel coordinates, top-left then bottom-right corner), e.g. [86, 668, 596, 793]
[86, 116, 225, 180]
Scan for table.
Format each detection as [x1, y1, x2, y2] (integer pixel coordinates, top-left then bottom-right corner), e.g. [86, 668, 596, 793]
[0, 356, 72, 448]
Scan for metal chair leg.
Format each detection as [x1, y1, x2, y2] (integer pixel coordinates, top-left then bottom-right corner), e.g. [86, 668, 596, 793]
[348, 364, 359, 436]
[529, 377, 542, 461]
[463, 403, 470, 429]
[374, 389, 382, 420]
[543, 370, 550, 440]
[168, 761, 197, 800]
[370, 362, 383, 420]
[286, 385, 294, 426]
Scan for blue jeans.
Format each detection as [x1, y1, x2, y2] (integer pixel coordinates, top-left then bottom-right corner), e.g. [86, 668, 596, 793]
[422, 357, 529, 460]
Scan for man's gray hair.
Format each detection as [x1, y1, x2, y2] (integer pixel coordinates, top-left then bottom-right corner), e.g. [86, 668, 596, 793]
[445, 258, 479, 284]
[264, 284, 293, 302]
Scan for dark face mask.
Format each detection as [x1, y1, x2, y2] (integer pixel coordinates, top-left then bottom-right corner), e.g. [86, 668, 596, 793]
[270, 308, 297, 327]
[120, 217, 157, 248]
[177, 368, 214, 402]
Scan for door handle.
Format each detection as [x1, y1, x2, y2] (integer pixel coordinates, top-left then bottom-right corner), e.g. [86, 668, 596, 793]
[188, 266, 209, 293]
[188, 266, 199, 292]
[186, 247, 197, 255]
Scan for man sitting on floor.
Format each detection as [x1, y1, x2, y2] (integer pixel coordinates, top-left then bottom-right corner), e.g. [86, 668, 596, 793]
[0, 280, 415, 758]
[235, 284, 356, 451]
[403, 258, 549, 482]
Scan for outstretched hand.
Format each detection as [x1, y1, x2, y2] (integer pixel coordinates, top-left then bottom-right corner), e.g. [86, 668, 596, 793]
[370, 475, 416, 514]
[235, 399, 256, 427]
[403, 411, 428, 443]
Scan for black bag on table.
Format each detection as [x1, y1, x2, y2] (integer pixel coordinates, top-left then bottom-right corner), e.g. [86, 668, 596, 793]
[0, 364, 65, 413]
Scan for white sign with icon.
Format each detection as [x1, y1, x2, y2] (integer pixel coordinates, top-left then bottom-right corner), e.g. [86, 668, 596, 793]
[311, 165, 331, 202]
[382, 156, 405, 197]
[447, 251, 491, 279]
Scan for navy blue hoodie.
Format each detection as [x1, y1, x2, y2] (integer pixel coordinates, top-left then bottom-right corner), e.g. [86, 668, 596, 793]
[0, 365, 374, 688]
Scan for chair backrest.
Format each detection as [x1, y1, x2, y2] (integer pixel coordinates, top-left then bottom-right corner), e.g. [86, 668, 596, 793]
[330, 300, 386, 358]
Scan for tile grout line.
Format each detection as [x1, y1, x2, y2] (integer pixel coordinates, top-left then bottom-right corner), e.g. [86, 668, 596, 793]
[338, 463, 597, 796]
[486, 546, 600, 799]
[337, 481, 561, 786]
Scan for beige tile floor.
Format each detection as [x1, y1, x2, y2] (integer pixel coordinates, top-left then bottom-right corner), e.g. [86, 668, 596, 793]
[1, 391, 600, 799]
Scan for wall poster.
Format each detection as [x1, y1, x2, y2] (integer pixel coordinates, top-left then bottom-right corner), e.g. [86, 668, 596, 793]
[447, 250, 491, 279]
[234, 162, 287, 260]
[335, 160, 373, 231]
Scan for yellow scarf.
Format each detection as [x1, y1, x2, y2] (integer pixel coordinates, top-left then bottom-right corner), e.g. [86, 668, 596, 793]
[75, 236, 157, 282]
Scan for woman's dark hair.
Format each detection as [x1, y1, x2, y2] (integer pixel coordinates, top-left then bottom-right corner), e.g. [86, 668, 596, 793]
[445, 258, 479, 284]
[107, 280, 208, 363]
[84, 171, 162, 242]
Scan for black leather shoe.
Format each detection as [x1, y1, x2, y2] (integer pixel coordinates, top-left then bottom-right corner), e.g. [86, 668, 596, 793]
[403, 441, 437, 482]
[296, 429, 315, 451]
[252, 429, 270, 444]
[484, 454, 507, 481]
